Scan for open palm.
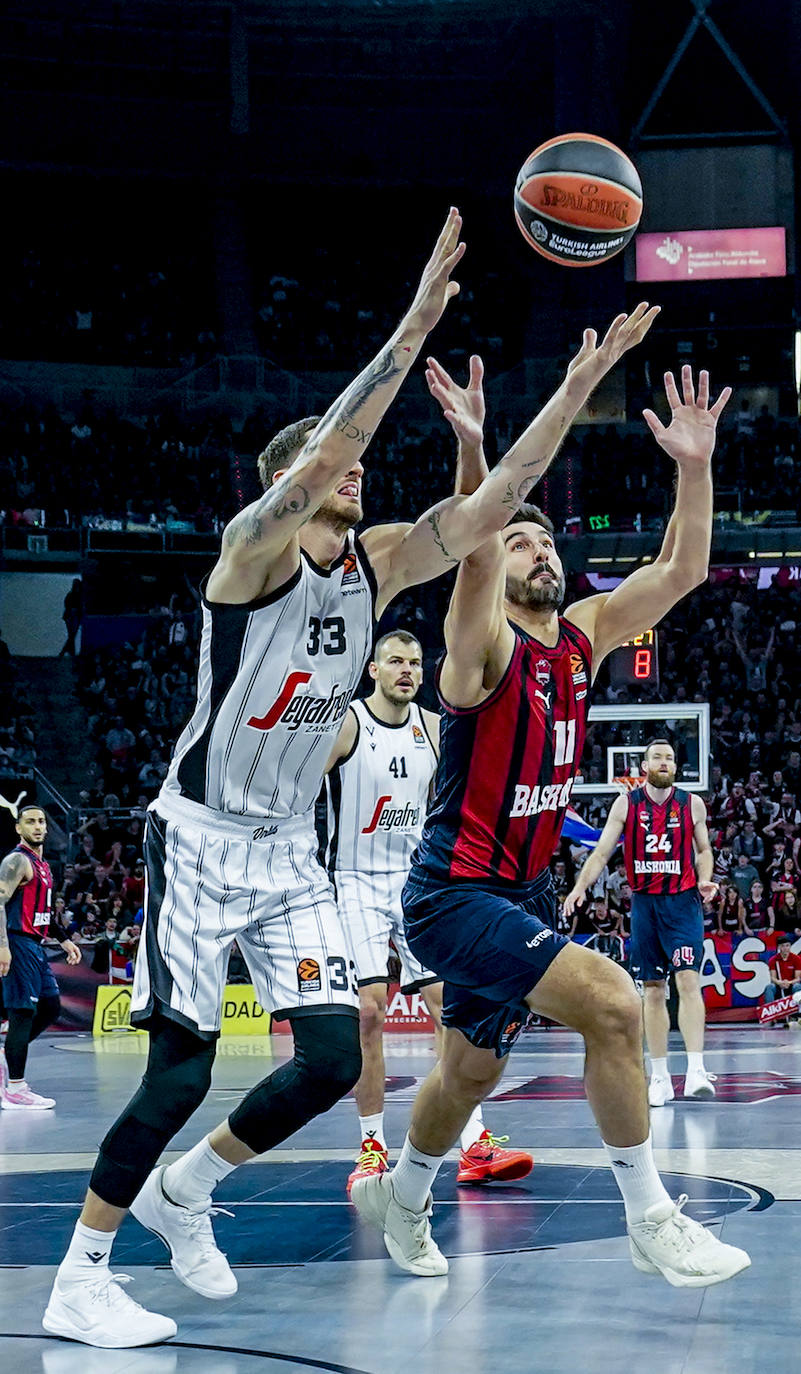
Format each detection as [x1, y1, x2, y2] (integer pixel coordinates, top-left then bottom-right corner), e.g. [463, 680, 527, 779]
[643, 367, 731, 466]
[425, 354, 485, 446]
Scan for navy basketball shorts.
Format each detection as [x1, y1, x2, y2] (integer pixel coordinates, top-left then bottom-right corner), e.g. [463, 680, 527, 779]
[628, 888, 704, 982]
[3, 933, 60, 1011]
[402, 868, 569, 1058]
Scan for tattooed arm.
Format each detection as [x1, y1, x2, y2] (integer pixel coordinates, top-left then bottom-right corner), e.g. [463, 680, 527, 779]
[0, 850, 32, 977]
[364, 303, 659, 614]
[207, 210, 465, 604]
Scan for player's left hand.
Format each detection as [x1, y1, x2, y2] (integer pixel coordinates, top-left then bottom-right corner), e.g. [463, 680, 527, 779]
[61, 939, 82, 966]
[698, 880, 719, 903]
[643, 366, 731, 468]
[425, 354, 485, 448]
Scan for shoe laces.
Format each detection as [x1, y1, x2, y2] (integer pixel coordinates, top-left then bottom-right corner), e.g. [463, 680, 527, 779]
[176, 1204, 234, 1257]
[651, 1195, 707, 1254]
[85, 1272, 143, 1312]
[471, 1132, 510, 1158]
[356, 1139, 388, 1168]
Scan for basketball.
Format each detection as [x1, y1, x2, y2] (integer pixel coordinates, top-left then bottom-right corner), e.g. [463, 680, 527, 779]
[514, 133, 643, 267]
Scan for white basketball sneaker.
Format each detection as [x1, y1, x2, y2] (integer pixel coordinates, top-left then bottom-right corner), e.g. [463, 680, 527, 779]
[648, 1074, 675, 1107]
[628, 1194, 750, 1287]
[129, 1165, 237, 1299]
[351, 1171, 448, 1277]
[43, 1271, 177, 1347]
[683, 1067, 717, 1099]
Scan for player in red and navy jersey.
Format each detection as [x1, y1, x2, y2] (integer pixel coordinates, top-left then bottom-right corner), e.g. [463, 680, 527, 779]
[0, 804, 81, 1110]
[352, 357, 750, 1288]
[565, 740, 718, 1107]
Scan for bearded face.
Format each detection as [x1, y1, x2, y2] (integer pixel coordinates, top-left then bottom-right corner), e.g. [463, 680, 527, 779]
[505, 565, 566, 611]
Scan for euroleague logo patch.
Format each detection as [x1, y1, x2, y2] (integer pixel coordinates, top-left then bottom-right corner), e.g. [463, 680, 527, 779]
[297, 957, 322, 992]
[570, 652, 587, 686]
[340, 551, 363, 594]
[412, 723, 426, 745]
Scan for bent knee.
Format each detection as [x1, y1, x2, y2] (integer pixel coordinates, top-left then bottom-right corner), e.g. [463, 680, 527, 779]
[358, 992, 387, 1042]
[587, 973, 643, 1043]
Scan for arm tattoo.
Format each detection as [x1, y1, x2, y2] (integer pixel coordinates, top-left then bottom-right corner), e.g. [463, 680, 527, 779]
[225, 481, 311, 548]
[0, 852, 27, 946]
[426, 510, 458, 565]
[328, 346, 402, 440]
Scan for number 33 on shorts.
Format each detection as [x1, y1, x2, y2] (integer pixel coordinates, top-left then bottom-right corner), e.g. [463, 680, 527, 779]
[296, 955, 357, 996]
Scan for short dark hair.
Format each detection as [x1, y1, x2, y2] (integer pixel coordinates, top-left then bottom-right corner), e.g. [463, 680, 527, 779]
[777, 933, 791, 945]
[504, 501, 554, 536]
[257, 417, 321, 491]
[17, 804, 44, 820]
[644, 738, 674, 758]
[373, 629, 422, 660]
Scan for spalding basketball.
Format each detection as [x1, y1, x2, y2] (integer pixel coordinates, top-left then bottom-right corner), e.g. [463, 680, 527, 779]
[514, 133, 643, 267]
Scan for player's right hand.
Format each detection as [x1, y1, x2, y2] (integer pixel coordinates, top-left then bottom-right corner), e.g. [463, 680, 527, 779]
[561, 886, 586, 918]
[406, 208, 466, 334]
[0, 944, 10, 977]
[425, 354, 485, 447]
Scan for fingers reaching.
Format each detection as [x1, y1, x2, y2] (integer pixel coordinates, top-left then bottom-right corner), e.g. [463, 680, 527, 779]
[680, 364, 696, 408]
[709, 385, 733, 421]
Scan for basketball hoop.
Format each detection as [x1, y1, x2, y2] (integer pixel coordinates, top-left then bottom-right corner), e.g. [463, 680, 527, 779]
[613, 773, 646, 792]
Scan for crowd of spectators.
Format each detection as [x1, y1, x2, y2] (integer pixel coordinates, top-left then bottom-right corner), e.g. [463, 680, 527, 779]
[6, 391, 801, 537]
[548, 572, 801, 960]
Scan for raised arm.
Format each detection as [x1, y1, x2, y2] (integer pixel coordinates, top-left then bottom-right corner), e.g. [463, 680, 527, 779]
[0, 850, 32, 977]
[563, 793, 629, 916]
[565, 366, 731, 671]
[365, 304, 659, 612]
[209, 210, 465, 601]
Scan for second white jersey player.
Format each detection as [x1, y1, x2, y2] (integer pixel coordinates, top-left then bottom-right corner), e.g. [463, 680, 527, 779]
[322, 631, 439, 991]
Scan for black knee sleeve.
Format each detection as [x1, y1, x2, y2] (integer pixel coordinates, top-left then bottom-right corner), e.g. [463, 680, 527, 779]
[30, 994, 61, 1043]
[91, 1013, 217, 1208]
[5, 1008, 35, 1080]
[228, 1008, 361, 1155]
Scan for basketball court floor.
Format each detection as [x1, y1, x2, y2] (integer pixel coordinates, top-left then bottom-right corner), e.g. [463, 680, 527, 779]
[1, 1024, 799, 1373]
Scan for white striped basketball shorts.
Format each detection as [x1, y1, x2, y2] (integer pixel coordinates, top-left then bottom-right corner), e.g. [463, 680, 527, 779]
[131, 795, 359, 1037]
[334, 869, 437, 992]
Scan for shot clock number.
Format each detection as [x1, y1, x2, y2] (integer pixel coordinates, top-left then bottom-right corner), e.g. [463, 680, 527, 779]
[609, 628, 659, 688]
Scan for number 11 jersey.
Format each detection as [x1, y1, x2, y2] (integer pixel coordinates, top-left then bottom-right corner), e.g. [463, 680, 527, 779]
[411, 619, 592, 886]
[162, 534, 377, 819]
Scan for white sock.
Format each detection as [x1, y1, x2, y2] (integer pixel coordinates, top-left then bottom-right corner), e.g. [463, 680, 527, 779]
[604, 1135, 672, 1225]
[58, 1220, 117, 1282]
[358, 1113, 386, 1148]
[649, 1057, 668, 1081]
[391, 1135, 447, 1213]
[459, 1106, 485, 1152]
[162, 1137, 237, 1210]
[686, 1052, 705, 1075]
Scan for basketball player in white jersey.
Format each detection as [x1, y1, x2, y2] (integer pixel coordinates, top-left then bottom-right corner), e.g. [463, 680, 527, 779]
[324, 629, 533, 1192]
[45, 204, 659, 1345]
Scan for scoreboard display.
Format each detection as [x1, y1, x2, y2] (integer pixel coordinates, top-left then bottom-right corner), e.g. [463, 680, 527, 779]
[609, 628, 659, 688]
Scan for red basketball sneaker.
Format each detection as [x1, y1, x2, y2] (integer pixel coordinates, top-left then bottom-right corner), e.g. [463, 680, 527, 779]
[456, 1130, 533, 1184]
[347, 1137, 389, 1196]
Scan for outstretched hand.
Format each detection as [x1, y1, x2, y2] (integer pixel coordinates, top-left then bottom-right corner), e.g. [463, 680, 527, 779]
[406, 208, 466, 335]
[643, 366, 731, 467]
[425, 354, 485, 447]
[566, 302, 661, 386]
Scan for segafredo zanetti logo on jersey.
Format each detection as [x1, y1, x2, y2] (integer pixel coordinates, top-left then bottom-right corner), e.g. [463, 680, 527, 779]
[247, 671, 351, 734]
[509, 778, 574, 818]
[362, 795, 422, 835]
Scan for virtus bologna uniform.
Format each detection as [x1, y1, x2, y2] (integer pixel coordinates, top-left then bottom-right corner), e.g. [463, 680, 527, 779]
[403, 618, 592, 1054]
[132, 536, 376, 1035]
[624, 785, 704, 981]
[322, 699, 438, 990]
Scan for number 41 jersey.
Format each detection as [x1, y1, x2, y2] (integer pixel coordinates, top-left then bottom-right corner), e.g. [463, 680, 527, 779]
[162, 534, 376, 820]
[412, 619, 592, 885]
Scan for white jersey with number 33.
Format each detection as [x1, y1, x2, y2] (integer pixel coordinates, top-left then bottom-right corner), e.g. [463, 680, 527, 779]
[324, 699, 438, 875]
[161, 534, 376, 820]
